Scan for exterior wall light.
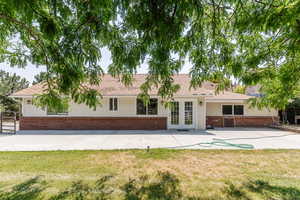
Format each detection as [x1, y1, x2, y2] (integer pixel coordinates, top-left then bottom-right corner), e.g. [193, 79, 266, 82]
[198, 100, 203, 106]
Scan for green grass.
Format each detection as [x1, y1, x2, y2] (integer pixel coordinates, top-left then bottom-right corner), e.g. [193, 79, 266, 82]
[0, 149, 300, 199]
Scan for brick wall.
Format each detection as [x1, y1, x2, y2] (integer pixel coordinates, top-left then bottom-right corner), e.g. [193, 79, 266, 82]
[20, 117, 167, 130]
[206, 116, 223, 127]
[206, 116, 279, 127]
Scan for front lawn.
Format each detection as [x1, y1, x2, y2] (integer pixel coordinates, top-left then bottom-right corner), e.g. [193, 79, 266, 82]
[0, 149, 300, 199]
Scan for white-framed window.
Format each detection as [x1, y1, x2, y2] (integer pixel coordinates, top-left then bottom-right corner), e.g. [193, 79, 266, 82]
[136, 98, 158, 115]
[109, 98, 118, 111]
[47, 107, 68, 116]
[234, 105, 244, 115]
[222, 105, 244, 115]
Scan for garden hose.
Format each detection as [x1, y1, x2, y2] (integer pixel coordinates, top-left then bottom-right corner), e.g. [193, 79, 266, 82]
[197, 138, 254, 149]
[170, 138, 254, 149]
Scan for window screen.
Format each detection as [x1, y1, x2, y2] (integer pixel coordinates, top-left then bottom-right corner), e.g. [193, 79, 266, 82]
[234, 105, 244, 115]
[222, 105, 233, 115]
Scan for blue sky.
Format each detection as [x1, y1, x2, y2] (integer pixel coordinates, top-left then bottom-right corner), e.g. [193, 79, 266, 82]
[0, 48, 191, 84]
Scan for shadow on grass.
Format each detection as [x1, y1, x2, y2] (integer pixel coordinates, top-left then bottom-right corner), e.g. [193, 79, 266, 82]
[49, 175, 113, 200]
[1, 173, 300, 200]
[50, 171, 200, 200]
[0, 176, 46, 200]
[0, 172, 199, 200]
[122, 171, 200, 200]
[225, 179, 300, 200]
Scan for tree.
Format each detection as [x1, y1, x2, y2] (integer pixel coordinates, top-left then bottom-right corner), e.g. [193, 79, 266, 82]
[0, 70, 29, 112]
[281, 98, 300, 124]
[0, 0, 299, 110]
[32, 72, 48, 85]
[233, 85, 246, 94]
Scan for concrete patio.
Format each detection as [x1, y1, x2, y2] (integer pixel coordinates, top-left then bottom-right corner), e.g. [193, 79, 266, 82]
[0, 128, 299, 151]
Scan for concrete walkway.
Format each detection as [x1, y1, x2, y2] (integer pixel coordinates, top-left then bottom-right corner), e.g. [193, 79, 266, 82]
[0, 128, 299, 151]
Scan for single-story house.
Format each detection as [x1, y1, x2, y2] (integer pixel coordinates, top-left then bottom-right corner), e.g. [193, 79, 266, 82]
[11, 74, 279, 130]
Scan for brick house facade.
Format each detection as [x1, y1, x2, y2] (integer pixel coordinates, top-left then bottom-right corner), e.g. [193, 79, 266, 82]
[11, 75, 279, 130]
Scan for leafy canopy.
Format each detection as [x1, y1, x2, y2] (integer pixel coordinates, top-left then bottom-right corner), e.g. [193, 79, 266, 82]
[233, 85, 246, 94]
[0, 0, 299, 110]
[32, 72, 48, 85]
[0, 70, 29, 112]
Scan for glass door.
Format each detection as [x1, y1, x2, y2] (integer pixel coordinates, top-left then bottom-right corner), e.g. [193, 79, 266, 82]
[168, 100, 196, 129]
[184, 102, 193, 125]
[171, 102, 179, 125]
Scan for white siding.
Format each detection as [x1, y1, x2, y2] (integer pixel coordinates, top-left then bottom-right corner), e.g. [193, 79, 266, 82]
[206, 102, 278, 117]
[197, 97, 206, 129]
[68, 97, 136, 117]
[22, 98, 46, 116]
[22, 97, 168, 117]
[245, 106, 278, 116]
[69, 97, 168, 117]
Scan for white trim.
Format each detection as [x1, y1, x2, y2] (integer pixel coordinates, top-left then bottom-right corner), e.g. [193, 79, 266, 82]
[21, 99, 24, 116]
[135, 97, 159, 116]
[10, 95, 33, 98]
[221, 104, 244, 116]
[195, 100, 198, 129]
[167, 98, 197, 129]
[221, 104, 233, 116]
[203, 100, 207, 129]
[108, 97, 118, 112]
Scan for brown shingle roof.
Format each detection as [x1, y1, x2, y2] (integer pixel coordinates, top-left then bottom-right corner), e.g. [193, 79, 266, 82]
[11, 74, 250, 100]
[12, 83, 46, 97]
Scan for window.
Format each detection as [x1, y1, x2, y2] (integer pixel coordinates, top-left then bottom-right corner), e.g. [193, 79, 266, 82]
[184, 102, 193, 125]
[222, 105, 244, 115]
[109, 98, 118, 111]
[222, 105, 233, 115]
[148, 99, 158, 115]
[234, 105, 244, 115]
[171, 102, 179, 125]
[136, 99, 147, 115]
[47, 107, 68, 116]
[136, 98, 158, 115]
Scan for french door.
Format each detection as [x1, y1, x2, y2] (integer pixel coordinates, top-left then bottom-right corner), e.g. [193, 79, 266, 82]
[168, 100, 196, 129]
